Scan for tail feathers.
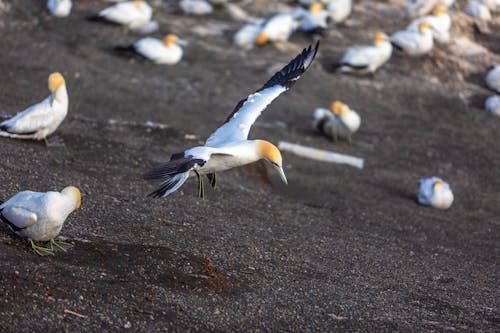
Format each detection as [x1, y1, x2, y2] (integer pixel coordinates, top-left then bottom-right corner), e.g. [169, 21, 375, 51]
[86, 15, 121, 26]
[148, 172, 189, 198]
[390, 41, 404, 51]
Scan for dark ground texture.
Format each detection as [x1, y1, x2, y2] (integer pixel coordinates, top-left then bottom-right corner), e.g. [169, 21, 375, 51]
[0, 0, 499, 331]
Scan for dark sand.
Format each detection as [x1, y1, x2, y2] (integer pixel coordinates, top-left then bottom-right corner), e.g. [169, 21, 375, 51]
[0, 0, 499, 331]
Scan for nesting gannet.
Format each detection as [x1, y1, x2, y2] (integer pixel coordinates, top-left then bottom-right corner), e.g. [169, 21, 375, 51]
[326, 0, 352, 23]
[464, 0, 492, 20]
[336, 32, 392, 74]
[87, 0, 153, 30]
[390, 21, 434, 55]
[234, 19, 266, 48]
[407, 5, 451, 43]
[254, 10, 305, 46]
[114, 34, 186, 65]
[0, 186, 81, 255]
[144, 42, 319, 198]
[485, 95, 500, 116]
[485, 65, 500, 93]
[405, 0, 438, 18]
[180, 0, 213, 15]
[47, 0, 72, 17]
[300, 2, 330, 34]
[0, 72, 68, 144]
[418, 177, 454, 209]
[312, 100, 360, 142]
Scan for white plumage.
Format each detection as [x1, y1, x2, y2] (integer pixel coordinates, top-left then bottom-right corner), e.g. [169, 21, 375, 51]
[326, 0, 352, 23]
[233, 19, 265, 48]
[405, 0, 439, 18]
[485, 65, 500, 93]
[46, 0, 72, 17]
[0, 186, 81, 255]
[93, 0, 153, 30]
[464, 0, 492, 21]
[338, 32, 392, 74]
[418, 177, 454, 209]
[0, 72, 68, 142]
[485, 95, 500, 116]
[390, 21, 434, 55]
[254, 10, 304, 45]
[299, 3, 330, 33]
[312, 101, 361, 141]
[119, 34, 185, 65]
[407, 5, 451, 43]
[179, 0, 213, 15]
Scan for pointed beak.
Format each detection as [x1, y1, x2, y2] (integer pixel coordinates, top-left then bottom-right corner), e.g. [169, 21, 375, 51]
[274, 164, 288, 185]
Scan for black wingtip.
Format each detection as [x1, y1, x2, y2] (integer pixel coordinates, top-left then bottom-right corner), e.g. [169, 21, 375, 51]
[390, 41, 404, 51]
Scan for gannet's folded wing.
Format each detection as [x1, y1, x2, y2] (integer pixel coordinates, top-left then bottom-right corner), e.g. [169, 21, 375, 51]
[205, 41, 319, 147]
[0, 205, 38, 231]
[0, 98, 54, 134]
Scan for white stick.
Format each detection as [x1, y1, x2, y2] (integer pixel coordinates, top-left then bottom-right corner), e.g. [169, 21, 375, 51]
[278, 141, 364, 169]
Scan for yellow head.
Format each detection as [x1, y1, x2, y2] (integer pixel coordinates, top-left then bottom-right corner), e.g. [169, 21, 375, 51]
[432, 180, 443, 189]
[62, 186, 81, 210]
[329, 100, 349, 117]
[373, 32, 388, 45]
[163, 34, 178, 47]
[257, 140, 287, 184]
[309, 2, 324, 14]
[418, 21, 431, 32]
[134, 0, 143, 8]
[255, 32, 269, 46]
[48, 72, 65, 92]
[433, 4, 447, 15]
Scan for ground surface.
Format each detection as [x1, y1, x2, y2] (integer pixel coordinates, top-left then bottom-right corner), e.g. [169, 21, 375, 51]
[0, 0, 499, 331]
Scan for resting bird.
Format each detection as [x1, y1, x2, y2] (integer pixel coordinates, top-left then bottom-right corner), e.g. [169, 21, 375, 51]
[485, 65, 500, 93]
[0, 72, 68, 145]
[144, 42, 319, 198]
[390, 21, 434, 55]
[312, 100, 360, 142]
[299, 2, 330, 34]
[485, 95, 500, 116]
[234, 19, 266, 48]
[114, 34, 186, 65]
[407, 5, 451, 43]
[464, 0, 492, 20]
[180, 0, 213, 15]
[47, 0, 72, 17]
[254, 10, 305, 46]
[326, 0, 352, 23]
[336, 32, 392, 74]
[87, 0, 154, 30]
[0, 186, 81, 255]
[417, 177, 454, 209]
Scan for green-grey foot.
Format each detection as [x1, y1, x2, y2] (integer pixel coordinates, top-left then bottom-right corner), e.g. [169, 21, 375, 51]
[30, 240, 54, 256]
[50, 238, 73, 251]
[206, 173, 217, 189]
[195, 170, 205, 199]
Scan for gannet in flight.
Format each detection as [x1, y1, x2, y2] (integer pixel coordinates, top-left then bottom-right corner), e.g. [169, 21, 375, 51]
[390, 21, 434, 55]
[485, 65, 500, 93]
[418, 177, 454, 209]
[312, 100, 360, 142]
[87, 0, 154, 31]
[145, 42, 319, 198]
[0, 186, 81, 255]
[0, 72, 68, 145]
[407, 5, 451, 43]
[336, 32, 392, 74]
[114, 34, 186, 65]
[47, 0, 72, 17]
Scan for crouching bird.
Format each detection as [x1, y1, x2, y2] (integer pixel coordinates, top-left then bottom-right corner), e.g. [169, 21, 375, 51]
[144, 42, 320, 198]
[0, 186, 81, 255]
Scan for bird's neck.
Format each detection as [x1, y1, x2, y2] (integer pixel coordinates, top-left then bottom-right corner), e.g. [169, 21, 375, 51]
[51, 85, 68, 105]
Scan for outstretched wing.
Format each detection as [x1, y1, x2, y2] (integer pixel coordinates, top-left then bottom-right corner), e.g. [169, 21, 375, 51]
[205, 41, 319, 147]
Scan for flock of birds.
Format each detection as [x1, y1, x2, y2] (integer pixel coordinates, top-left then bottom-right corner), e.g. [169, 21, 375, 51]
[0, 0, 498, 255]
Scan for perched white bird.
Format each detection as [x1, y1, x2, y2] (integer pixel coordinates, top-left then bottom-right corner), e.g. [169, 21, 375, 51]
[0, 186, 81, 255]
[88, 0, 153, 30]
[114, 34, 186, 65]
[234, 19, 266, 48]
[485, 65, 500, 93]
[485, 95, 500, 116]
[180, 0, 213, 15]
[337, 32, 392, 74]
[312, 100, 361, 142]
[47, 0, 72, 17]
[464, 0, 492, 20]
[418, 177, 454, 209]
[254, 10, 305, 46]
[480, 0, 500, 12]
[405, 0, 438, 18]
[0, 72, 68, 144]
[326, 0, 352, 23]
[144, 42, 319, 198]
[390, 21, 434, 55]
[300, 2, 330, 34]
[407, 5, 451, 43]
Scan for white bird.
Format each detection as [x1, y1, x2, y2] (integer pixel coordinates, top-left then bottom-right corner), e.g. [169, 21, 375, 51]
[0, 72, 68, 144]
[47, 0, 72, 17]
[0, 186, 81, 255]
[114, 34, 186, 65]
[405, 0, 438, 18]
[337, 32, 392, 74]
[144, 42, 319, 198]
[300, 2, 330, 34]
[180, 0, 213, 15]
[464, 0, 492, 20]
[254, 10, 305, 46]
[485, 95, 500, 116]
[485, 65, 500, 93]
[234, 19, 266, 48]
[390, 21, 434, 55]
[88, 0, 153, 30]
[480, 0, 500, 12]
[407, 5, 451, 43]
[312, 100, 361, 142]
[326, 0, 352, 23]
[418, 177, 454, 209]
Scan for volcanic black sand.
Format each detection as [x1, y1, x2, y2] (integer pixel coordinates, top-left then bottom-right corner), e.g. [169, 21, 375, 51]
[0, 0, 499, 331]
